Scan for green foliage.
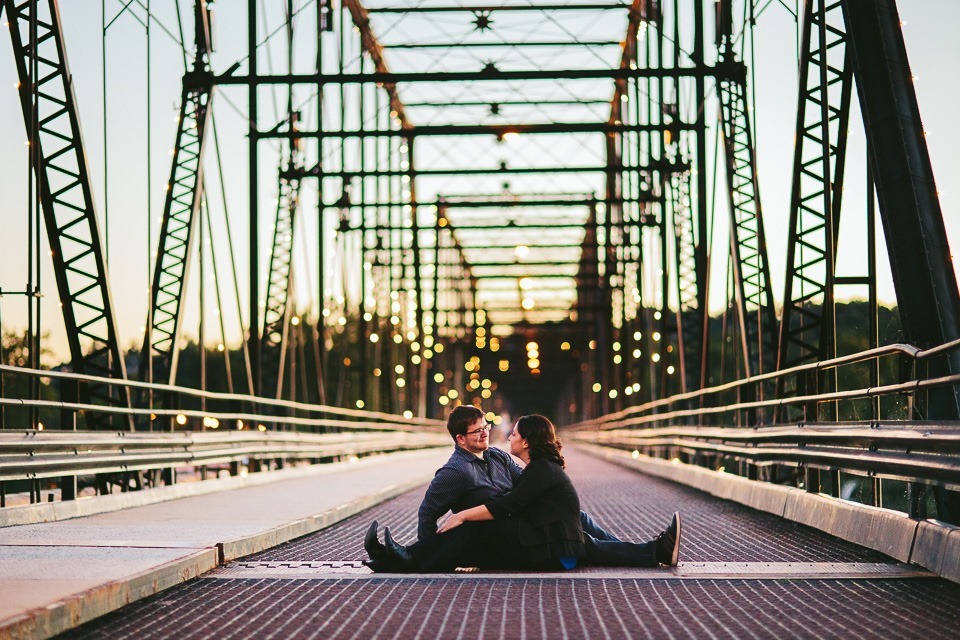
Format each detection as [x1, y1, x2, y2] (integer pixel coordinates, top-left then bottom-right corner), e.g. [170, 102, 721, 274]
[1, 330, 57, 428]
[2, 329, 53, 368]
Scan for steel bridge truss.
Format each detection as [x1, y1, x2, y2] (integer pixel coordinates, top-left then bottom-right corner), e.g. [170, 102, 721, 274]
[235, 0, 748, 418]
[4, 0, 131, 428]
[716, 50, 777, 379]
[841, 0, 960, 420]
[9, 0, 954, 434]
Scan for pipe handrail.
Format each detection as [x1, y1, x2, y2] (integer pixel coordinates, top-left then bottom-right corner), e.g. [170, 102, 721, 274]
[0, 363, 440, 427]
[579, 342, 924, 424]
[0, 429, 450, 482]
[0, 394, 442, 433]
[570, 339, 960, 431]
[574, 373, 960, 431]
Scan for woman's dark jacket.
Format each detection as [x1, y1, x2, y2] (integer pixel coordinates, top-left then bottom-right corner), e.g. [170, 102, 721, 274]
[484, 457, 585, 563]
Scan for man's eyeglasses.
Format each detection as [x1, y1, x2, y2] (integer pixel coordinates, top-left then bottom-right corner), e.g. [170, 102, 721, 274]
[464, 424, 492, 437]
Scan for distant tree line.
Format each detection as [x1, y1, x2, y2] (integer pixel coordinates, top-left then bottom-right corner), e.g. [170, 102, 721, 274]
[0, 302, 909, 429]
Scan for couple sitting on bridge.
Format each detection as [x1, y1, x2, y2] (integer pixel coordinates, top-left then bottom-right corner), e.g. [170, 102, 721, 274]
[363, 405, 682, 572]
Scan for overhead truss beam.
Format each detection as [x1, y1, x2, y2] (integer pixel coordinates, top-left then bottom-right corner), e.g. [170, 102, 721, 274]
[258, 122, 699, 139]
[216, 65, 728, 86]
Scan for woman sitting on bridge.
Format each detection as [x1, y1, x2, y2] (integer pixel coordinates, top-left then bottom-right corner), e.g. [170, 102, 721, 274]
[363, 413, 682, 572]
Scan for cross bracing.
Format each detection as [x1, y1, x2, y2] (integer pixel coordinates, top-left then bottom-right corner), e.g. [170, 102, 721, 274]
[0, 0, 957, 444]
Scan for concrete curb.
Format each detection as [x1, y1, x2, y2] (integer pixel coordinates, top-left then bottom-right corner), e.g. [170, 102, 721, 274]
[911, 519, 960, 583]
[0, 453, 441, 640]
[0, 549, 218, 640]
[0, 447, 447, 528]
[577, 443, 960, 584]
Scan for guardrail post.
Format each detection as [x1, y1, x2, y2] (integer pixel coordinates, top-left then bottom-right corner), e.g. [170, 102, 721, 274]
[872, 476, 882, 508]
[161, 467, 176, 486]
[61, 378, 79, 429]
[60, 475, 77, 500]
[804, 466, 820, 494]
[908, 482, 928, 519]
[741, 383, 756, 427]
[900, 352, 914, 419]
[934, 489, 960, 525]
[828, 469, 841, 498]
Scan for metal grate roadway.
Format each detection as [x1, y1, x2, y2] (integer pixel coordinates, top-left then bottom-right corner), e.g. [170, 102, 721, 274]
[55, 446, 960, 640]
[61, 577, 960, 640]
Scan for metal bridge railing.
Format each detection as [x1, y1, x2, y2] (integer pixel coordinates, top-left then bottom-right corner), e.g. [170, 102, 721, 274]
[569, 339, 960, 521]
[0, 364, 447, 506]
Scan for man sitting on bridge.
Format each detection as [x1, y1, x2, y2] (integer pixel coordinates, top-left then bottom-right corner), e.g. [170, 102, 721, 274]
[416, 405, 620, 544]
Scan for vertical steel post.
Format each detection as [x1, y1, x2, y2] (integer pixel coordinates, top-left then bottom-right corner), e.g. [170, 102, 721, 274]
[248, 0, 261, 396]
[691, 0, 710, 393]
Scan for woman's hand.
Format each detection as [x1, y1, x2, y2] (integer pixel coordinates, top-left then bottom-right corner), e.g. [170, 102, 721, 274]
[437, 512, 466, 533]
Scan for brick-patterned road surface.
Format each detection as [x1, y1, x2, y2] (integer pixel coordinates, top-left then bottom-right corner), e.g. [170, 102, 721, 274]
[59, 447, 960, 639]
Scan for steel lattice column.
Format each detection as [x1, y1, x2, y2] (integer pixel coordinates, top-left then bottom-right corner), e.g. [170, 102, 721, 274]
[142, 1, 213, 389]
[717, 59, 778, 378]
[259, 23, 308, 402]
[670, 170, 701, 393]
[261, 159, 302, 400]
[778, 0, 854, 372]
[5, 0, 131, 428]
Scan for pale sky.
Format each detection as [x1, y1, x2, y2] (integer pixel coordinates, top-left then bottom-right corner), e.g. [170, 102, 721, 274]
[0, 0, 956, 362]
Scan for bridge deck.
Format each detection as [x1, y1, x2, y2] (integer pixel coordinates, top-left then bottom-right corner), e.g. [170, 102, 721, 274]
[56, 447, 960, 640]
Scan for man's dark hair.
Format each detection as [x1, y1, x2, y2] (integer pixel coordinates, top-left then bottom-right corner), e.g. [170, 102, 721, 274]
[446, 405, 483, 440]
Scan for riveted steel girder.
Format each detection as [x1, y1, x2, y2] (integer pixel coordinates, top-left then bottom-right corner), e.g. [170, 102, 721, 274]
[215, 65, 726, 86]
[842, 0, 960, 418]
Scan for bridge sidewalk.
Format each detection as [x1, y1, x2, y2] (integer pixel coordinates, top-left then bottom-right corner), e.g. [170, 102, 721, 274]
[0, 447, 449, 640]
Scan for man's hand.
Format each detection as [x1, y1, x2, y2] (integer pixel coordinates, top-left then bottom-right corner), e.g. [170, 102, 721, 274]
[437, 512, 467, 533]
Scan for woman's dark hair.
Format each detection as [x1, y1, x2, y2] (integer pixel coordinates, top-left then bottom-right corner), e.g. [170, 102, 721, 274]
[516, 414, 565, 468]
